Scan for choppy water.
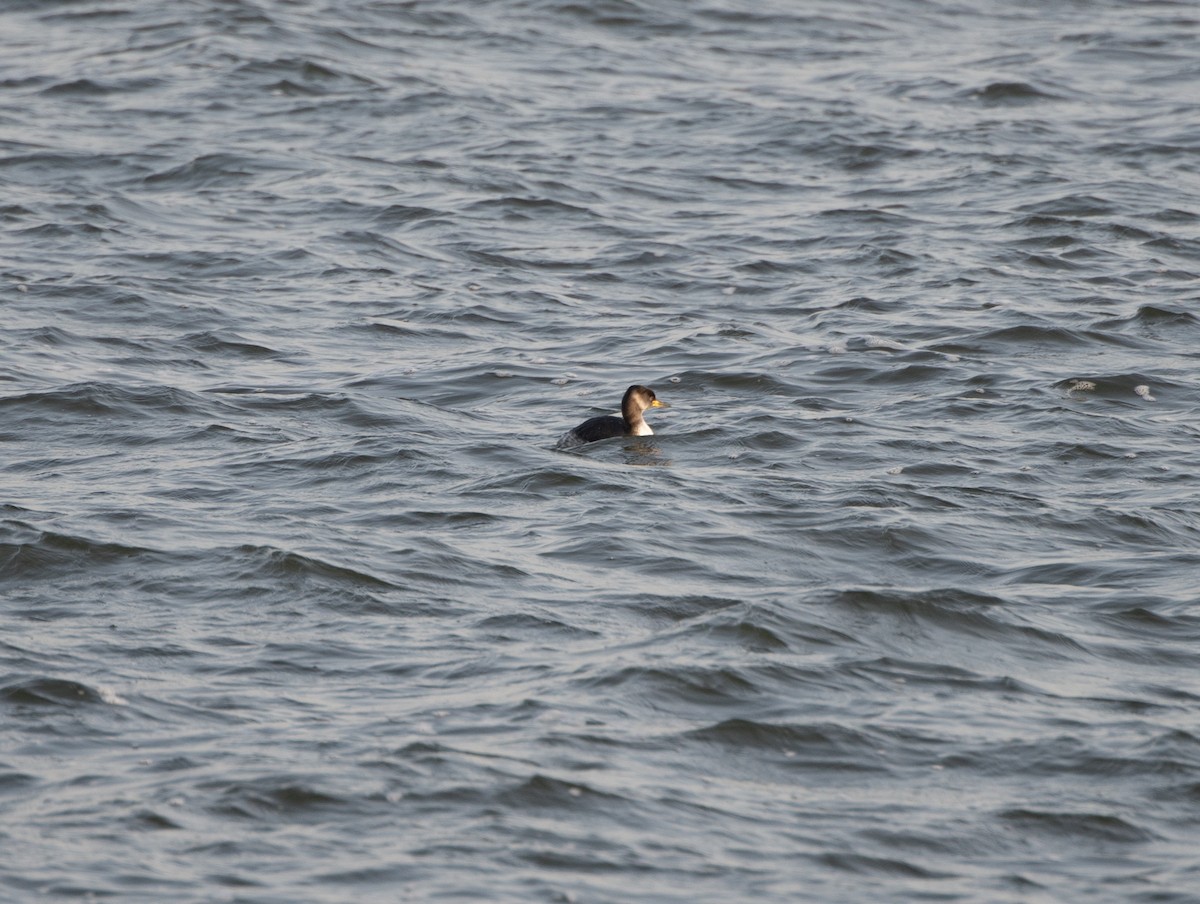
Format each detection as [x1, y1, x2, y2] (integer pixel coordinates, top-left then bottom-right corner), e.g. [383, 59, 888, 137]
[3, 1, 1200, 901]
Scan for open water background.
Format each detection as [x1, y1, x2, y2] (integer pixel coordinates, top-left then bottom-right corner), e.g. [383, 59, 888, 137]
[3, 1, 1200, 901]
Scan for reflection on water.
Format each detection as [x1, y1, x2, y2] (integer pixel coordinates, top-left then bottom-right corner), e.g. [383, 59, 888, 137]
[622, 438, 670, 466]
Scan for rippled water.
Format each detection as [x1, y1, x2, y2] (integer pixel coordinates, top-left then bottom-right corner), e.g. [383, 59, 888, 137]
[3, 1, 1200, 901]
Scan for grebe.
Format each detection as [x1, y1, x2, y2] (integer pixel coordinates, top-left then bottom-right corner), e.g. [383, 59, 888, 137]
[557, 385, 669, 447]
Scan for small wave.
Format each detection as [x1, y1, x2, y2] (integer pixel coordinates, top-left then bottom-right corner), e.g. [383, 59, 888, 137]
[943, 323, 1113, 354]
[821, 851, 951, 879]
[232, 57, 380, 95]
[966, 81, 1061, 104]
[0, 676, 107, 707]
[1, 522, 164, 580]
[371, 204, 445, 229]
[998, 808, 1155, 843]
[461, 196, 596, 221]
[202, 778, 357, 822]
[48, 76, 164, 97]
[1096, 304, 1199, 330]
[474, 613, 599, 638]
[495, 774, 624, 811]
[686, 718, 891, 772]
[215, 390, 390, 427]
[827, 587, 1086, 652]
[142, 153, 299, 191]
[182, 331, 284, 360]
[583, 665, 756, 706]
[1017, 193, 1117, 218]
[123, 809, 183, 832]
[227, 544, 397, 590]
[0, 769, 36, 791]
[691, 619, 790, 651]
[0, 381, 214, 421]
[552, 0, 692, 33]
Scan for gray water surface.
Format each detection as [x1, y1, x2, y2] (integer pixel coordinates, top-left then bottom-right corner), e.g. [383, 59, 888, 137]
[3, 1, 1200, 901]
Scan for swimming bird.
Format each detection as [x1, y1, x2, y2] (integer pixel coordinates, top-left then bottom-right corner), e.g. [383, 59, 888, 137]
[557, 384, 669, 447]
